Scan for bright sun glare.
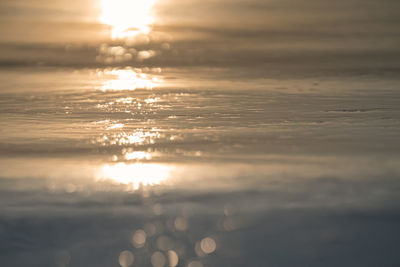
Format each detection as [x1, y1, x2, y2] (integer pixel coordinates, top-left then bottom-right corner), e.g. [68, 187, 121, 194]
[100, 0, 156, 39]
[98, 163, 172, 190]
[97, 69, 161, 91]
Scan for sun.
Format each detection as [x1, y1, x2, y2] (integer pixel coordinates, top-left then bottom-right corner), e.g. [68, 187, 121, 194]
[100, 0, 156, 39]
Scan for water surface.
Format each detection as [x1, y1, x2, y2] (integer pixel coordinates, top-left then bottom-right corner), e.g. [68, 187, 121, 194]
[1, 0, 400, 266]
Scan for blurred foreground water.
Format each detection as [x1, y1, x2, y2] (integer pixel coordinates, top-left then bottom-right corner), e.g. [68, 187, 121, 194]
[1, 0, 400, 266]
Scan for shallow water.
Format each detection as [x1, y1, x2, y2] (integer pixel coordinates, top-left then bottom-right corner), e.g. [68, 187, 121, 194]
[1, 67, 400, 267]
[1, 0, 400, 266]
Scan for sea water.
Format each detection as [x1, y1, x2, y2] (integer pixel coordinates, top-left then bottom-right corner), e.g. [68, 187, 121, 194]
[1, 0, 400, 266]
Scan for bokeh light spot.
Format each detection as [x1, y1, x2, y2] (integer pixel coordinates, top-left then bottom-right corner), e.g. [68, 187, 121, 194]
[151, 251, 166, 267]
[119, 250, 134, 267]
[200, 237, 216, 254]
[167, 250, 179, 267]
[132, 229, 147, 248]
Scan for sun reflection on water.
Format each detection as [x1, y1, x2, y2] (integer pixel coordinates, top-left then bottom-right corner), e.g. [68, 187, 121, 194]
[97, 68, 162, 91]
[94, 128, 162, 146]
[98, 163, 172, 190]
[125, 151, 152, 160]
[100, 0, 157, 39]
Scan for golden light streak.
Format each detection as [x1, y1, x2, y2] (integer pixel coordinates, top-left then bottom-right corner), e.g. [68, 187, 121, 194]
[98, 69, 157, 91]
[97, 163, 172, 190]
